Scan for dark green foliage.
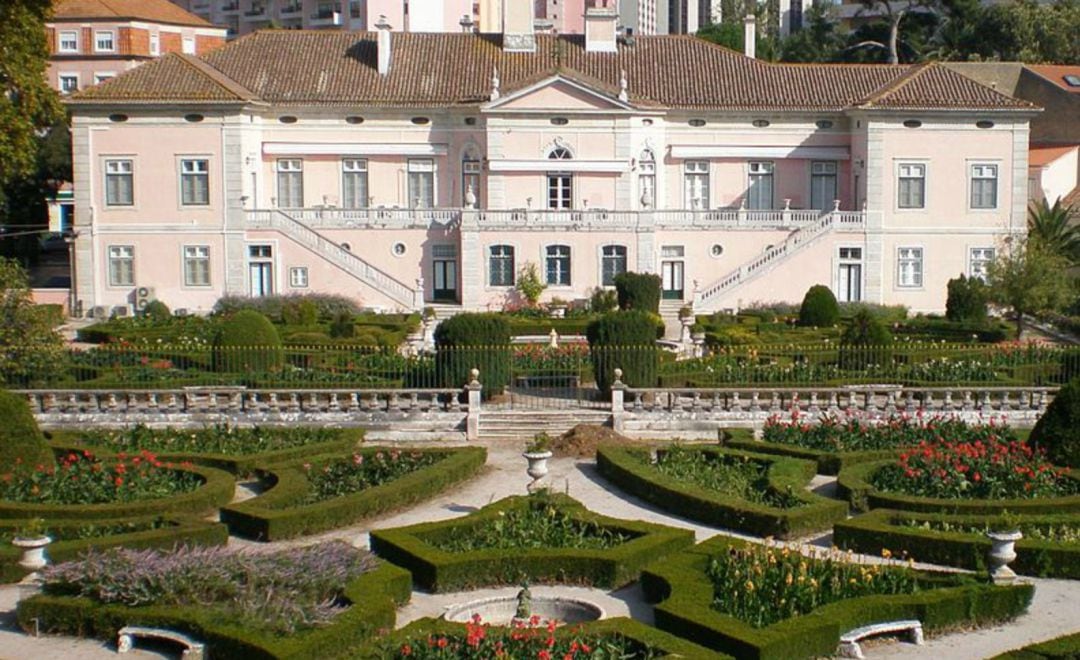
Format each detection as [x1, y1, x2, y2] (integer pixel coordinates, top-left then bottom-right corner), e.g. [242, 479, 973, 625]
[433, 313, 511, 394]
[282, 299, 319, 326]
[586, 311, 661, 391]
[614, 272, 662, 314]
[221, 447, 486, 541]
[724, 429, 928, 476]
[588, 287, 619, 314]
[0, 389, 53, 470]
[328, 311, 355, 339]
[212, 310, 283, 373]
[833, 509, 1080, 580]
[798, 285, 840, 327]
[16, 560, 411, 660]
[839, 309, 893, 370]
[597, 446, 847, 539]
[991, 631, 1080, 660]
[1030, 378, 1080, 468]
[369, 493, 694, 592]
[946, 275, 989, 323]
[140, 299, 171, 321]
[213, 294, 360, 323]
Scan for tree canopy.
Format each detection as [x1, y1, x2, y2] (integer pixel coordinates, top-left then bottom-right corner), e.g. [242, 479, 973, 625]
[985, 236, 1076, 337]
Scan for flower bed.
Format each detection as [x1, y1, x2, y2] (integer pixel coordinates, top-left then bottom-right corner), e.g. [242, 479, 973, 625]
[51, 425, 364, 475]
[641, 535, 1034, 660]
[17, 544, 412, 660]
[369, 493, 695, 592]
[0, 450, 233, 521]
[221, 446, 486, 541]
[597, 445, 846, 539]
[833, 509, 1080, 579]
[0, 516, 227, 583]
[837, 446, 1080, 515]
[362, 616, 722, 659]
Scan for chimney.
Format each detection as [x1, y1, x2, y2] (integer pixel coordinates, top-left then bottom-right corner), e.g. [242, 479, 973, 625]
[502, 0, 535, 52]
[743, 14, 756, 59]
[585, 0, 618, 53]
[376, 15, 392, 75]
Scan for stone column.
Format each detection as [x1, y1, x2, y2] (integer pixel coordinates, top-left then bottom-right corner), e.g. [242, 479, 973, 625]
[611, 368, 627, 433]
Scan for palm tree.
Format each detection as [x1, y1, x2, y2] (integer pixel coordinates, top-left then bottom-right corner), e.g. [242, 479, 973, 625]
[1027, 198, 1080, 265]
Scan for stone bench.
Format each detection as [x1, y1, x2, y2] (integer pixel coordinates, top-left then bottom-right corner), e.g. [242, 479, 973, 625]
[838, 619, 924, 659]
[117, 626, 205, 659]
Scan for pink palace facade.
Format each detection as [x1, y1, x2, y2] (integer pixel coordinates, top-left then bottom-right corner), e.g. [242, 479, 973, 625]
[65, 1, 1037, 317]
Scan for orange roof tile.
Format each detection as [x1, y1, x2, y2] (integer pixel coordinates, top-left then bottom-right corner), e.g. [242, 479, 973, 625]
[1030, 145, 1078, 168]
[1026, 65, 1080, 94]
[52, 0, 215, 28]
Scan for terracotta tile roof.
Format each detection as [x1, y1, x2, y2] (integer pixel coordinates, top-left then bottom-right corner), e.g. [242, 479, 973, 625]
[68, 30, 1035, 112]
[52, 0, 215, 28]
[1026, 65, 1080, 94]
[1030, 144, 1078, 168]
[74, 53, 252, 104]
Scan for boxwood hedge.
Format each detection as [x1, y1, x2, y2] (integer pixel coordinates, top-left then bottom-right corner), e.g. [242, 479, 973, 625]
[597, 445, 847, 539]
[641, 535, 1034, 660]
[16, 559, 412, 660]
[369, 493, 695, 592]
[722, 429, 903, 476]
[837, 460, 1080, 514]
[357, 617, 725, 659]
[221, 446, 486, 541]
[0, 516, 228, 583]
[833, 509, 1080, 579]
[992, 632, 1080, 659]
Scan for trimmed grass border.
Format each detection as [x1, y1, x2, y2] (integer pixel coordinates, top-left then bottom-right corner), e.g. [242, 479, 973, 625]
[370, 493, 695, 592]
[356, 616, 725, 659]
[221, 446, 486, 541]
[16, 559, 412, 660]
[837, 460, 1080, 514]
[991, 631, 1080, 659]
[0, 516, 228, 584]
[641, 535, 1034, 660]
[597, 445, 847, 539]
[833, 509, 1080, 579]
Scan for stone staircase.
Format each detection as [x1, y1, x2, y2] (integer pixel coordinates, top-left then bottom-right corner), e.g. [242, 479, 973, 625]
[659, 300, 688, 340]
[478, 410, 612, 440]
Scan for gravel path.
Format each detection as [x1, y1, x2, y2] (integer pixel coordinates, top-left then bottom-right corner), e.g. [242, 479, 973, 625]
[0, 439, 1076, 659]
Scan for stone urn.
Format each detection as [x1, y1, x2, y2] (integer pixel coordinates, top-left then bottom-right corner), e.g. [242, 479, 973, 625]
[12, 535, 52, 573]
[987, 530, 1023, 584]
[523, 450, 553, 492]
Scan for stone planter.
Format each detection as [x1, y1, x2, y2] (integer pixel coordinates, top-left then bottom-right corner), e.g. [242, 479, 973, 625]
[12, 535, 51, 573]
[523, 450, 553, 492]
[549, 306, 567, 319]
[987, 530, 1023, 584]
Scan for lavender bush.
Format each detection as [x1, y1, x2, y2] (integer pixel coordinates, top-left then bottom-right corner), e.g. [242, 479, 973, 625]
[43, 542, 376, 634]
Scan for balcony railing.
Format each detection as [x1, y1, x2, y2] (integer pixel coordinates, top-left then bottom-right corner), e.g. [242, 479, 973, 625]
[280, 2, 303, 15]
[309, 4, 342, 24]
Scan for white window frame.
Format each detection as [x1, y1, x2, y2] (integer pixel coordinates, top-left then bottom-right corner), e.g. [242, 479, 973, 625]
[58, 30, 79, 53]
[104, 159, 134, 206]
[897, 246, 924, 288]
[149, 31, 160, 56]
[896, 162, 927, 210]
[183, 245, 212, 287]
[58, 73, 79, 94]
[342, 158, 369, 209]
[407, 158, 435, 209]
[969, 247, 995, 281]
[182, 36, 196, 55]
[107, 245, 134, 287]
[289, 266, 309, 288]
[94, 30, 115, 53]
[276, 159, 303, 208]
[810, 160, 838, 212]
[545, 244, 572, 287]
[746, 161, 775, 210]
[180, 158, 210, 206]
[684, 160, 709, 209]
[94, 72, 115, 85]
[969, 163, 998, 210]
[600, 244, 628, 287]
[488, 244, 515, 287]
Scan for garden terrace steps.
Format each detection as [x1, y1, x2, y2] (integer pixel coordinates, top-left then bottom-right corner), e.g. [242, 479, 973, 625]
[478, 410, 612, 439]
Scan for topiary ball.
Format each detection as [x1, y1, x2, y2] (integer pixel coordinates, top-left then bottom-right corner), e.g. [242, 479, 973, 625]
[1030, 378, 1080, 468]
[0, 390, 54, 472]
[212, 310, 283, 373]
[140, 299, 171, 321]
[798, 285, 840, 327]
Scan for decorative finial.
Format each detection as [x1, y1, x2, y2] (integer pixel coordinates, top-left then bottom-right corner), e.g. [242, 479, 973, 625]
[490, 66, 501, 101]
[619, 69, 628, 103]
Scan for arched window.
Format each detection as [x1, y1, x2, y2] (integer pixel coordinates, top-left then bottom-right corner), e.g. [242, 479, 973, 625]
[547, 147, 573, 209]
[546, 245, 571, 286]
[638, 149, 656, 209]
[488, 245, 514, 286]
[601, 245, 627, 286]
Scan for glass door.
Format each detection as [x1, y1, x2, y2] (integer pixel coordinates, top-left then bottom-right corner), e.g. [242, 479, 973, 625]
[837, 247, 863, 302]
[432, 244, 458, 302]
[661, 261, 685, 300]
[248, 245, 273, 297]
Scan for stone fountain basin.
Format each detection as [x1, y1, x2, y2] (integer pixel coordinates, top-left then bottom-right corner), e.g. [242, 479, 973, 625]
[443, 595, 604, 626]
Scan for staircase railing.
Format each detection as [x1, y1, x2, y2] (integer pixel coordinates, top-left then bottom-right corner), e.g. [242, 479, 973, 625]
[247, 209, 419, 308]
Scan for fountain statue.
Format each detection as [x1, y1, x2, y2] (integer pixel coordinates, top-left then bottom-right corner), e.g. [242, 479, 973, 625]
[515, 582, 532, 619]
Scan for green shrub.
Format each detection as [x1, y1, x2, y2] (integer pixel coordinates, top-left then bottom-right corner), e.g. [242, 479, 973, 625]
[946, 275, 989, 323]
[140, 299, 171, 321]
[798, 285, 840, 327]
[433, 313, 510, 394]
[1030, 378, 1080, 468]
[328, 311, 356, 339]
[587, 311, 660, 391]
[515, 262, 547, 307]
[282, 299, 319, 326]
[0, 390, 54, 471]
[839, 309, 893, 370]
[614, 272, 662, 314]
[991, 631, 1080, 659]
[588, 287, 619, 314]
[212, 310, 283, 373]
[213, 294, 360, 323]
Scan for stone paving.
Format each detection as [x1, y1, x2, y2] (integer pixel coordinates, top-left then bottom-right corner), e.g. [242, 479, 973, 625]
[0, 439, 1077, 659]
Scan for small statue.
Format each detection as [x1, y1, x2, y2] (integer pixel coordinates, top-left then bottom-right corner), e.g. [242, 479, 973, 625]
[515, 581, 532, 619]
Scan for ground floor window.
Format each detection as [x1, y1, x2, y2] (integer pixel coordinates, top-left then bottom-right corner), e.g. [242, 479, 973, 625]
[897, 247, 923, 288]
[489, 245, 514, 287]
[184, 245, 211, 287]
[546, 245, 571, 286]
[969, 247, 995, 280]
[601, 245, 627, 286]
[107, 245, 134, 286]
